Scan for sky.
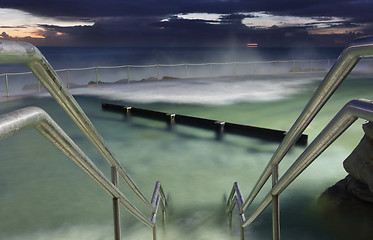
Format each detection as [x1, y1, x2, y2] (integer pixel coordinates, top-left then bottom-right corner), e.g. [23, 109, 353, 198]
[0, 0, 372, 47]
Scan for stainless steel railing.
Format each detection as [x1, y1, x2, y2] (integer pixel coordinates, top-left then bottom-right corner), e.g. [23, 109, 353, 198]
[0, 40, 150, 208]
[0, 106, 167, 239]
[227, 35, 373, 240]
[0, 59, 334, 90]
[0, 40, 167, 239]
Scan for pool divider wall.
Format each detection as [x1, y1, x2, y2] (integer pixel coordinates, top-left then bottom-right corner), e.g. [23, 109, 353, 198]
[101, 103, 308, 146]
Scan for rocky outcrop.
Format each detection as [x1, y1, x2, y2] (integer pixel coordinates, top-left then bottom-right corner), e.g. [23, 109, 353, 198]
[343, 121, 373, 198]
[317, 175, 373, 240]
[321, 175, 373, 203]
[316, 122, 373, 239]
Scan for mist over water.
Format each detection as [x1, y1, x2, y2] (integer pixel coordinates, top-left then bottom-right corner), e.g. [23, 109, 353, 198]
[67, 75, 318, 105]
[0, 46, 372, 240]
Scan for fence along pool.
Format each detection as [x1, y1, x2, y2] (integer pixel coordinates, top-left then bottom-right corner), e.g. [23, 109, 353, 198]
[0, 59, 341, 97]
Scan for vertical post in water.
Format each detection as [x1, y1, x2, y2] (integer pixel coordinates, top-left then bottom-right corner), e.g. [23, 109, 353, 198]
[111, 166, 122, 240]
[310, 60, 313, 72]
[185, 64, 188, 79]
[233, 63, 237, 76]
[271, 164, 280, 240]
[124, 106, 132, 122]
[215, 121, 225, 140]
[67, 69, 70, 88]
[95, 66, 99, 85]
[5, 73, 9, 97]
[167, 113, 175, 130]
[274, 61, 277, 74]
[292, 60, 296, 72]
[209, 64, 212, 78]
[254, 62, 257, 75]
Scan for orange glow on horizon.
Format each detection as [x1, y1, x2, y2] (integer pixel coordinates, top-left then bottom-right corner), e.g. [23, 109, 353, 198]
[308, 27, 363, 35]
[0, 27, 45, 39]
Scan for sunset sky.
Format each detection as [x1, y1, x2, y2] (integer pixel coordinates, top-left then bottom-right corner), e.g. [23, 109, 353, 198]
[0, 0, 372, 47]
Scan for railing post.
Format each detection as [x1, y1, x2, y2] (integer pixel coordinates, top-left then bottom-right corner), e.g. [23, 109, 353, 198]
[67, 69, 70, 88]
[95, 66, 99, 85]
[229, 210, 233, 231]
[5, 73, 9, 97]
[111, 166, 122, 240]
[127, 66, 130, 83]
[162, 208, 166, 232]
[271, 164, 280, 240]
[327, 59, 330, 70]
[157, 65, 160, 81]
[240, 225, 245, 240]
[38, 80, 41, 93]
[153, 225, 157, 240]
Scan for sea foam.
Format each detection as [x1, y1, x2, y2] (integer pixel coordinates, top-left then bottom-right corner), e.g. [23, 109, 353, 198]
[67, 75, 319, 105]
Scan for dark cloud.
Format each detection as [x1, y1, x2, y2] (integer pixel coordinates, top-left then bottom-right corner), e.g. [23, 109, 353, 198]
[0, 0, 372, 46]
[1, 0, 370, 19]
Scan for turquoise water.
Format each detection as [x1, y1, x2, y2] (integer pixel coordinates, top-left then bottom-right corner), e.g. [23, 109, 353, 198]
[0, 67, 373, 238]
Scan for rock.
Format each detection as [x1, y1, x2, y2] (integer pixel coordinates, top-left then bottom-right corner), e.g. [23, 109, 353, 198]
[316, 175, 373, 240]
[115, 79, 128, 83]
[343, 121, 373, 192]
[162, 76, 179, 80]
[142, 76, 158, 81]
[316, 122, 373, 239]
[318, 175, 373, 204]
[346, 175, 373, 203]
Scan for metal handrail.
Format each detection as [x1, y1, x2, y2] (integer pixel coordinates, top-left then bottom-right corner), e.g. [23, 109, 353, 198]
[0, 40, 152, 210]
[0, 40, 169, 240]
[228, 98, 373, 239]
[243, 36, 373, 213]
[0, 106, 167, 239]
[227, 35, 373, 240]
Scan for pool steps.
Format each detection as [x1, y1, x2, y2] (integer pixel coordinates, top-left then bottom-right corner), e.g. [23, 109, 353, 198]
[0, 36, 373, 239]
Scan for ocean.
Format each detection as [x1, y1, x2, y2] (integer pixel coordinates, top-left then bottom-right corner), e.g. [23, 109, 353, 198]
[0, 46, 372, 240]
